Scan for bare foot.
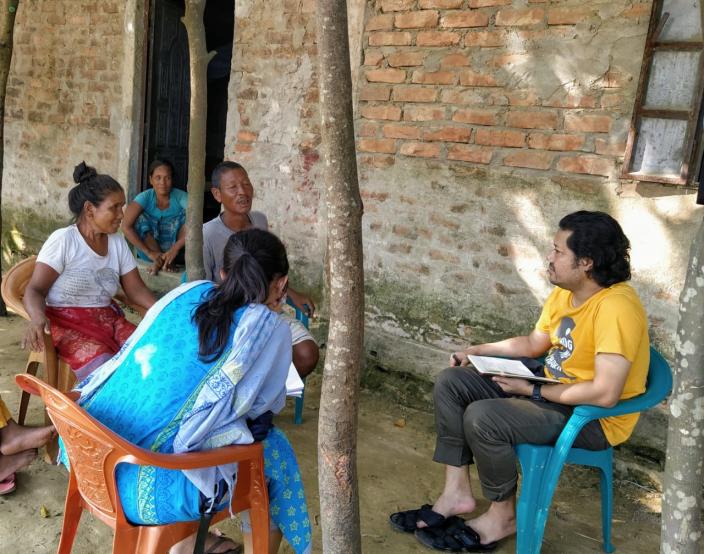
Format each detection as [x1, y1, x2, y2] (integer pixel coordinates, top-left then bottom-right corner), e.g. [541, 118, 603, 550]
[0, 449, 38, 481]
[467, 508, 516, 545]
[417, 491, 477, 528]
[0, 420, 56, 456]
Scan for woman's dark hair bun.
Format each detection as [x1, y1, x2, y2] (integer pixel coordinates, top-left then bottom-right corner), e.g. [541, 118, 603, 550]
[73, 161, 98, 185]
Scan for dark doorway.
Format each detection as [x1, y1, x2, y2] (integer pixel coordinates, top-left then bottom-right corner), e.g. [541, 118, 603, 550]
[143, 0, 234, 221]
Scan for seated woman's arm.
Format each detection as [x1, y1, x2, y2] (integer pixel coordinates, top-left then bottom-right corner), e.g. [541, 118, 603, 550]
[121, 201, 162, 262]
[22, 262, 60, 351]
[119, 268, 157, 311]
[162, 223, 186, 270]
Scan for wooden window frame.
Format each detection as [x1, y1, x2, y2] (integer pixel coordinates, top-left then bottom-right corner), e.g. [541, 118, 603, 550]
[622, 0, 704, 186]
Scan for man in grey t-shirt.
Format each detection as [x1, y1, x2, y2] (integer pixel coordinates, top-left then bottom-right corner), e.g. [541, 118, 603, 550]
[203, 210, 267, 281]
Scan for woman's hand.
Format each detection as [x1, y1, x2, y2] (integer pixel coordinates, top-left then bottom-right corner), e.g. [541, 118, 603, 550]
[22, 316, 50, 352]
[492, 376, 532, 397]
[161, 246, 180, 270]
[147, 250, 163, 263]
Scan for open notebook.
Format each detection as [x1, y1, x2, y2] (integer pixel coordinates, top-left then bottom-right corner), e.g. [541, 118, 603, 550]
[467, 355, 560, 384]
[286, 363, 305, 397]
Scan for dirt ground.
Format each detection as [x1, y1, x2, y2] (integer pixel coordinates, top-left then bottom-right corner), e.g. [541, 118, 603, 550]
[0, 313, 665, 553]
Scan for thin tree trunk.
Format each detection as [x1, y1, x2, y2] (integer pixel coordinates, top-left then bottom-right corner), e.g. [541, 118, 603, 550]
[315, 3, 365, 553]
[660, 215, 704, 554]
[181, 0, 213, 281]
[0, 0, 19, 316]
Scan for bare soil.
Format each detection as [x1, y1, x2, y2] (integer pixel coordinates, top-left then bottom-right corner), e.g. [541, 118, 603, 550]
[0, 314, 664, 553]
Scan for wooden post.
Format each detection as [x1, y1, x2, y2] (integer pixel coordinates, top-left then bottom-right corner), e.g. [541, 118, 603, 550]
[0, 0, 19, 316]
[315, 2, 365, 552]
[181, 0, 213, 281]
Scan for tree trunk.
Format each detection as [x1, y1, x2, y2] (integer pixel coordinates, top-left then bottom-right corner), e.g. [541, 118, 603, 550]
[181, 0, 213, 281]
[315, 3, 365, 553]
[0, 0, 19, 317]
[660, 215, 704, 554]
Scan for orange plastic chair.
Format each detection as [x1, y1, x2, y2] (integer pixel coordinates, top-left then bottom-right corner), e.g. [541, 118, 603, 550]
[1, 256, 146, 426]
[16, 373, 270, 554]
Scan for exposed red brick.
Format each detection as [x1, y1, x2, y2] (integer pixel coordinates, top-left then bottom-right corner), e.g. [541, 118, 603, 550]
[430, 213, 461, 230]
[383, 123, 422, 140]
[505, 90, 540, 106]
[464, 30, 506, 47]
[234, 143, 253, 153]
[417, 31, 462, 46]
[600, 93, 624, 109]
[399, 141, 442, 158]
[357, 121, 380, 137]
[368, 31, 413, 46]
[527, 133, 585, 151]
[488, 53, 531, 67]
[621, 3, 651, 19]
[468, 0, 511, 6]
[388, 242, 413, 254]
[547, 7, 595, 25]
[595, 139, 627, 156]
[411, 70, 457, 85]
[420, 0, 463, 7]
[403, 106, 446, 121]
[366, 68, 407, 83]
[359, 154, 396, 168]
[459, 70, 498, 87]
[358, 138, 397, 154]
[556, 155, 612, 176]
[496, 8, 545, 26]
[363, 49, 384, 66]
[441, 89, 484, 105]
[452, 108, 499, 126]
[387, 51, 427, 67]
[441, 11, 490, 28]
[506, 110, 558, 130]
[447, 144, 494, 164]
[393, 86, 438, 102]
[564, 113, 612, 133]
[429, 249, 460, 263]
[366, 14, 395, 31]
[545, 94, 597, 109]
[424, 125, 472, 142]
[503, 150, 554, 170]
[395, 10, 439, 29]
[361, 104, 402, 120]
[359, 86, 392, 101]
[440, 53, 471, 67]
[237, 130, 258, 142]
[595, 69, 630, 89]
[475, 128, 526, 148]
[380, 0, 415, 11]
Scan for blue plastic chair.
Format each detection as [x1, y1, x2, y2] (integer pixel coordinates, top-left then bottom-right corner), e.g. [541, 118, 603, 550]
[515, 347, 672, 554]
[286, 297, 310, 425]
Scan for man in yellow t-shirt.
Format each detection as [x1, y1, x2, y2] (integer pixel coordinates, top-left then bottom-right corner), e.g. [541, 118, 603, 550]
[390, 211, 649, 552]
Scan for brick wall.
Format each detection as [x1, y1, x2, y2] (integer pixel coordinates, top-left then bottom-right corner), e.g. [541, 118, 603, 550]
[357, 0, 652, 179]
[3, 0, 125, 246]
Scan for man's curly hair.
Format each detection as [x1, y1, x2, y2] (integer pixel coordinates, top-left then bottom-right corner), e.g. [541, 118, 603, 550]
[559, 211, 631, 287]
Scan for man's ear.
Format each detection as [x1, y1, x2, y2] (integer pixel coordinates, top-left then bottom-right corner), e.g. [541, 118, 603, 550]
[219, 268, 226, 282]
[211, 187, 222, 203]
[578, 257, 594, 272]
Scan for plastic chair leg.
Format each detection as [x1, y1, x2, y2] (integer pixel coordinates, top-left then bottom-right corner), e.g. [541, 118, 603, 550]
[598, 457, 614, 553]
[17, 357, 41, 425]
[58, 478, 83, 554]
[515, 445, 551, 554]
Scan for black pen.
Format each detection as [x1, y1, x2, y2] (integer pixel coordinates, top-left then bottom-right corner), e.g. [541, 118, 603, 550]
[452, 353, 463, 365]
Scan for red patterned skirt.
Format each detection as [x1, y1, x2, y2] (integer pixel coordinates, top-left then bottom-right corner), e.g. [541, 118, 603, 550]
[46, 304, 136, 382]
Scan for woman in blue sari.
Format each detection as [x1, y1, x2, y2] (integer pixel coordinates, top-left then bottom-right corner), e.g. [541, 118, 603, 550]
[72, 229, 311, 554]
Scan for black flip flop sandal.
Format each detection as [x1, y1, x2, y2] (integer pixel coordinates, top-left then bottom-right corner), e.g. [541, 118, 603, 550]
[389, 504, 447, 533]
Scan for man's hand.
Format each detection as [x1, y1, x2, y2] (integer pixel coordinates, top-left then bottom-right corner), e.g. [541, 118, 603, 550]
[492, 376, 533, 397]
[287, 288, 315, 318]
[22, 316, 50, 352]
[449, 351, 470, 366]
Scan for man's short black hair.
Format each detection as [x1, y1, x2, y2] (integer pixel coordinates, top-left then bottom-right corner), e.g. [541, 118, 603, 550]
[559, 210, 631, 287]
[211, 161, 245, 189]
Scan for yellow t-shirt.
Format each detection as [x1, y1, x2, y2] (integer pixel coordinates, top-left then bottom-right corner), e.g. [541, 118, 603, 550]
[535, 282, 650, 446]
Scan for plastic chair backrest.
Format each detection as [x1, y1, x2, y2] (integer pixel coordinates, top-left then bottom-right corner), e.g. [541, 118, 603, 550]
[1, 255, 36, 320]
[15, 373, 267, 526]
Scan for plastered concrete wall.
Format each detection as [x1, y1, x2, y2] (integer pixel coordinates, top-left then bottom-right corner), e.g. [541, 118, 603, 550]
[229, 0, 702, 377]
[2, 0, 125, 252]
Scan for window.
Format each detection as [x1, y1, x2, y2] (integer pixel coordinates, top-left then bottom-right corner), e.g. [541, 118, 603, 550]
[623, 0, 704, 186]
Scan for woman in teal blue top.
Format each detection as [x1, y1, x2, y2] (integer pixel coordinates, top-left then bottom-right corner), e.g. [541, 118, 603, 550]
[69, 229, 311, 554]
[122, 159, 188, 274]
